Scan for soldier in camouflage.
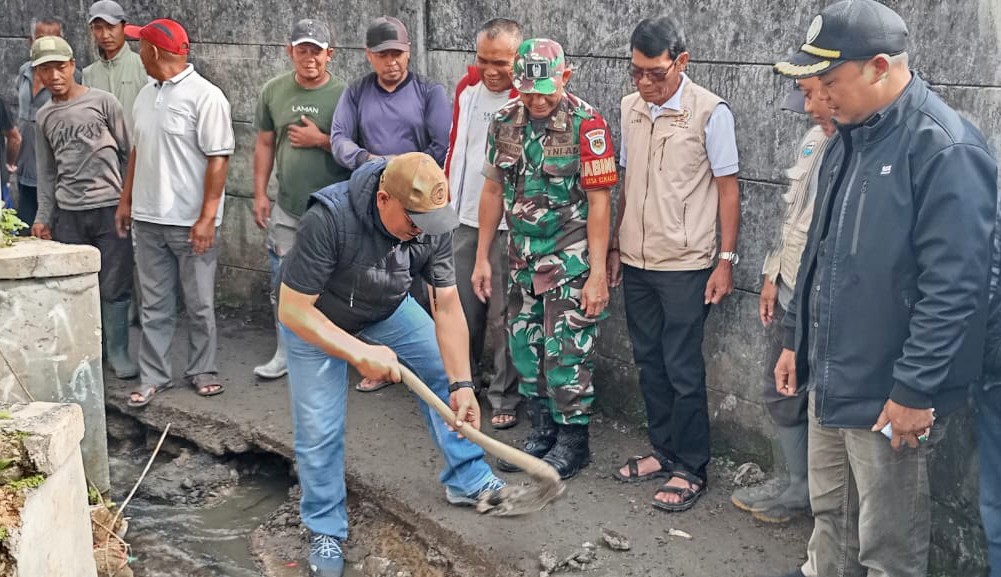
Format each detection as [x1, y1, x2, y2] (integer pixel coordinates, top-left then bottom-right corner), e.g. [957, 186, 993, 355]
[471, 38, 618, 480]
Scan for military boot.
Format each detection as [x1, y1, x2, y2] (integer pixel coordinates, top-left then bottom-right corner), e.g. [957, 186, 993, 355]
[497, 398, 556, 472]
[543, 424, 590, 480]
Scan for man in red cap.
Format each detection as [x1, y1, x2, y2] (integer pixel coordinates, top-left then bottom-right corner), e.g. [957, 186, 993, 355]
[116, 19, 235, 407]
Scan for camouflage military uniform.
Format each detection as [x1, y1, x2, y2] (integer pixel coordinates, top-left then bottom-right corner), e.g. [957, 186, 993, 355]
[482, 46, 617, 426]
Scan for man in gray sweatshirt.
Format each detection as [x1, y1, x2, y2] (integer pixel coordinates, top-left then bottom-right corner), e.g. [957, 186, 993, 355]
[30, 35, 137, 379]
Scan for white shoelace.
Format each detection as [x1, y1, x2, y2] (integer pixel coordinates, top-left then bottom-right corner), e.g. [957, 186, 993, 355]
[310, 534, 343, 560]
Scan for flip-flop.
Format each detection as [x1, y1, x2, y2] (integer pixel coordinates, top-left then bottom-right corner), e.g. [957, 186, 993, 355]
[490, 411, 519, 430]
[127, 383, 173, 408]
[355, 378, 393, 393]
[613, 454, 671, 483]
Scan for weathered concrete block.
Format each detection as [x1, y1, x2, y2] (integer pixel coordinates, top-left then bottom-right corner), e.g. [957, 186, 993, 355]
[215, 265, 270, 311]
[705, 288, 770, 404]
[7, 402, 85, 476]
[1, 402, 97, 577]
[0, 38, 28, 108]
[225, 122, 259, 198]
[736, 180, 788, 292]
[893, 0, 1001, 87]
[218, 195, 268, 273]
[0, 241, 109, 492]
[0, 239, 100, 279]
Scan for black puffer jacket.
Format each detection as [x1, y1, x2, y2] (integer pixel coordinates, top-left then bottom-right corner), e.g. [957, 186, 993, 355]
[286, 158, 454, 334]
[784, 74, 998, 427]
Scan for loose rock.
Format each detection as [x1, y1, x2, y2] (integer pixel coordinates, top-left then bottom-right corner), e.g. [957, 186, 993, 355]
[733, 462, 766, 487]
[667, 528, 693, 540]
[601, 527, 631, 551]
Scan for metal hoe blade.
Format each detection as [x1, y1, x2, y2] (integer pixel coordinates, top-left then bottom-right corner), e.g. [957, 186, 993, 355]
[399, 366, 565, 516]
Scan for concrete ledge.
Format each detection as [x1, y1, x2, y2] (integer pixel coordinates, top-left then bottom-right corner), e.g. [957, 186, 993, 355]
[0, 402, 96, 577]
[0, 240, 100, 280]
[4, 403, 85, 476]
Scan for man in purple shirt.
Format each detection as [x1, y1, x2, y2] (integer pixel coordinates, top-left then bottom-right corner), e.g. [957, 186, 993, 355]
[329, 16, 451, 170]
[331, 15, 452, 392]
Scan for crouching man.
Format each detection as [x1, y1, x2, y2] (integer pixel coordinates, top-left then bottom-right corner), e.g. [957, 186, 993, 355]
[277, 152, 504, 577]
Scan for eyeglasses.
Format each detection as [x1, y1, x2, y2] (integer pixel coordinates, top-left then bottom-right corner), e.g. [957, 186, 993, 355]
[403, 210, 422, 234]
[629, 59, 679, 83]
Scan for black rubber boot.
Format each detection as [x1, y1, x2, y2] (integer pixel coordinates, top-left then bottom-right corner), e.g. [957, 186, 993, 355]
[497, 398, 555, 472]
[543, 424, 590, 480]
[102, 299, 139, 379]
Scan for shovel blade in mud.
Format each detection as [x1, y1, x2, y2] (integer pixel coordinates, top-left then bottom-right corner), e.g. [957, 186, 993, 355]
[398, 366, 566, 516]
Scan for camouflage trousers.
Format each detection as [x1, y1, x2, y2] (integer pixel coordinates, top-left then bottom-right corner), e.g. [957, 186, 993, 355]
[508, 271, 605, 425]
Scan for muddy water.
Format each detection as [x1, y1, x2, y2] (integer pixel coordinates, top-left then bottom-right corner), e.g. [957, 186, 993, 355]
[109, 452, 290, 577]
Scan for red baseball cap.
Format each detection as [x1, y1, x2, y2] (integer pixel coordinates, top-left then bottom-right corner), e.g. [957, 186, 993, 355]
[125, 18, 190, 55]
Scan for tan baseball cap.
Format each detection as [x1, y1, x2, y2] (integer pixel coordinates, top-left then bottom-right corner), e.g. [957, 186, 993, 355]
[379, 152, 458, 235]
[31, 36, 74, 67]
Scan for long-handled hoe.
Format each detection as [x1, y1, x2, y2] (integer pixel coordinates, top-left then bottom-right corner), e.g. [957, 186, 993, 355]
[399, 366, 565, 516]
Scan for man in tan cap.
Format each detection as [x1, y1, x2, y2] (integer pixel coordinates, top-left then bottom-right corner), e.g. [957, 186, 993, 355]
[277, 152, 504, 577]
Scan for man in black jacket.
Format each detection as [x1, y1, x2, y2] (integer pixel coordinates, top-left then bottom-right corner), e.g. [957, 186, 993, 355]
[277, 152, 504, 577]
[770, 1, 998, 576]
[981, 218, 1001, 577]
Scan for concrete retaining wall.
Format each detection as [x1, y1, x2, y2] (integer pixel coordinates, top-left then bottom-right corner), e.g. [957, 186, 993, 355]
[0, 402, 97, 577]
[0, 239, 110, 492]
[2, 1, 998, 573]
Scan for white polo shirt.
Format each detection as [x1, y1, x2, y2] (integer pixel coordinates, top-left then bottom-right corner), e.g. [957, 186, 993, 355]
[131, 64, 235, 227]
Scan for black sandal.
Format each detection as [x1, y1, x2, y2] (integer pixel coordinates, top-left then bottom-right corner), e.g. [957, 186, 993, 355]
[490, 411, 519, 430]
[652, 471, 706, 513]
[613, 454, 671, 483]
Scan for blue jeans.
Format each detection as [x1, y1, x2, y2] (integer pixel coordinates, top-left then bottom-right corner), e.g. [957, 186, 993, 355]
[268, 241, 282, 307]
[979, 381, 1001, 577]
[280, 296, 494, 540]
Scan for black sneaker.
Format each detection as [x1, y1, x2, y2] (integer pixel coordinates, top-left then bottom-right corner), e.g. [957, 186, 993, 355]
[308, 532, 344, 577]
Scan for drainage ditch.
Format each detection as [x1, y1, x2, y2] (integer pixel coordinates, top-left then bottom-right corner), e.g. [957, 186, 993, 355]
[105, 409, 492, 577]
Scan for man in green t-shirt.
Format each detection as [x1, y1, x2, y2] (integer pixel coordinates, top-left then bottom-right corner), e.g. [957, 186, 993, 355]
[253, 19, 351, 380]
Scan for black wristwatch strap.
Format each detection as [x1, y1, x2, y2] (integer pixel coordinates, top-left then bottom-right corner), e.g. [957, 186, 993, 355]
[448, 380, 475, 394]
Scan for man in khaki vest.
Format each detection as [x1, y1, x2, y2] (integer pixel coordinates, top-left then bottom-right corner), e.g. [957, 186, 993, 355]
[609, 16, 740, 513]
[730, 80, 834, 525]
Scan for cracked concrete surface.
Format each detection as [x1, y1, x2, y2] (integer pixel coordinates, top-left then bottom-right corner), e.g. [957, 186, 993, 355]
[104, 317, 811, 577]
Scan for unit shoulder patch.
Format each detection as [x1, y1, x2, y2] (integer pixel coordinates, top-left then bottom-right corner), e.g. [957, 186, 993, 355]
[578, 116, 618, 190]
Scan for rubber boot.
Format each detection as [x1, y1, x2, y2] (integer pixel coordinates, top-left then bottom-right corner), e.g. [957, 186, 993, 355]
[543, 423, 591, 480]
[753, 422, 811, 523]
[497, 397, 555, 472]
[102, 299, 139, 379]
[254, 327, 288, 380]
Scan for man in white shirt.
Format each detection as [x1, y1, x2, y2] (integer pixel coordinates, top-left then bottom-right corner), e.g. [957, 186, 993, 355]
[445, 18, 521, 429]
[115, 18, 235, 407]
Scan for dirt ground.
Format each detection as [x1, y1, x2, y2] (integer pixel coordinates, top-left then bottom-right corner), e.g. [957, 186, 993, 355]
[104, 316, 812, 577]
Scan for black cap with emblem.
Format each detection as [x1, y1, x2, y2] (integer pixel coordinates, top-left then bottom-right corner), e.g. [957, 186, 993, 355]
[774, 0, 908, 79]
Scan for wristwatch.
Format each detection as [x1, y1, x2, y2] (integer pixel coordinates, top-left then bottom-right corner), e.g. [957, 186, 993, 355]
[719, 251, 740, 265]
[448, 380, 475, 394]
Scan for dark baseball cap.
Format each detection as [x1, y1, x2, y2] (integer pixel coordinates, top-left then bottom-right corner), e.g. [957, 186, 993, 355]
[88, 0, 126, 25]
[774, 0, 908, 79]
[366, 16, 410, 53]
[290, 19, 330, 49]
[782, 84, 807, 114]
